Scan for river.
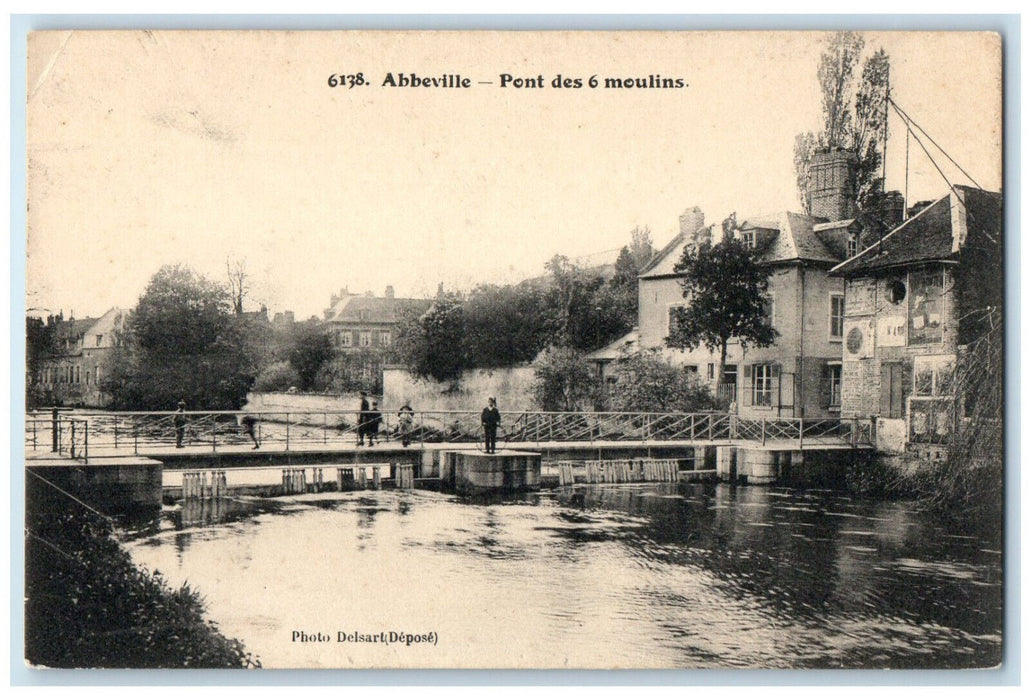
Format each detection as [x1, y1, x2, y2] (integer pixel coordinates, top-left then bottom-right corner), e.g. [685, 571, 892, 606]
[122, 482, 1002, 669]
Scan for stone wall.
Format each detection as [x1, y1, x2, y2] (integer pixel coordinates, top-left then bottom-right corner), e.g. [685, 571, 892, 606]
[382, 366, 537, 412]
[244, 391, 368, 414]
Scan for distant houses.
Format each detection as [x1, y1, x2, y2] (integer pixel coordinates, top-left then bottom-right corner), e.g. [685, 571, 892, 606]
[31, 308, 128, 408]
[321, 286, 432, 353]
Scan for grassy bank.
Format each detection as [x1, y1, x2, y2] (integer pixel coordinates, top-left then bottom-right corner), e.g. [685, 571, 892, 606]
[25, 472, 259, 669]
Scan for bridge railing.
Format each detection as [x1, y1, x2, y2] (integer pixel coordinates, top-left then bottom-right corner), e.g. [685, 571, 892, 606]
[25, 409, 873, 453]
[25, 416, 90, 462]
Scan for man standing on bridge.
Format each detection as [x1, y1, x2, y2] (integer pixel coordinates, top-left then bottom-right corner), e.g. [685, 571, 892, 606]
[481, 397, 501, 454]
[174, 401, 187, 448]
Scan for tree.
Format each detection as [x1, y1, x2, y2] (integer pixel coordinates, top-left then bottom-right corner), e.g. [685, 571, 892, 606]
[531, 345, 600, 412]
[226, 258, 249, 316]
[606, 350, 723, 413]
[394, 288, 467, 383]
[609, 225, 655, 338]
[464, 281, 554, 368]
[665, 233, 777, 388]
[287, 322, 335, 391]
[102, 264, 264, 410]
[793, 32, 890, 213]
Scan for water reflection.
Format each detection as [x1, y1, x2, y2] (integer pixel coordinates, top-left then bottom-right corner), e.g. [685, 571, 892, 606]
[123, 484, 1001, 670]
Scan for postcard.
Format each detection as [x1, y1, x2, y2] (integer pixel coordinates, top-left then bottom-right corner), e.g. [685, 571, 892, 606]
[23, 29, 1004, 671]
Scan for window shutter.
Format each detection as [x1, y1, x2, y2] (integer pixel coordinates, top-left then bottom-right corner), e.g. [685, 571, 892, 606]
[880, 364, 892, 417]
[772, 364, 782, 408]
[890, 364, 904, 419]
[742, 364, 752, 406]
[819, 363, 832, 408]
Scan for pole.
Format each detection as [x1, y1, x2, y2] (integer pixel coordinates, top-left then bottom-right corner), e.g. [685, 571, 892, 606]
[51, 407, 58, 453]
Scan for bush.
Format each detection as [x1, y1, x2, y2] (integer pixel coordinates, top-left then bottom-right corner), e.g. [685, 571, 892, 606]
[606, 350, 722, 413]
[252, 361, 300, 393]
[25, 478, 258, 668]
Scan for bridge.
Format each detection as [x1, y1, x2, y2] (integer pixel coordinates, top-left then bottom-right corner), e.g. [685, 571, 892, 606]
[26, 409, 874, 463]
[25, 409, 874, 512]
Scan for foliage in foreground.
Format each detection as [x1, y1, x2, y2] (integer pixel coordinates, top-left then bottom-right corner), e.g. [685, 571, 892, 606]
[25, 480, 258, 669]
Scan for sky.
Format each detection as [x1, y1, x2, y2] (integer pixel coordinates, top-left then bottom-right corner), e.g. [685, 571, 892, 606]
[25, 30, 1002, 321]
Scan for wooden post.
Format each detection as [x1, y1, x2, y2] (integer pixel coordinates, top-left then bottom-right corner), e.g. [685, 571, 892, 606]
[373, 466, 381, 490]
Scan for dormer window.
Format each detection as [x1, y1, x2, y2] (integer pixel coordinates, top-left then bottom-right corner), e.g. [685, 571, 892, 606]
[847, 233, 860, 259]
[741, 230, 756, 248]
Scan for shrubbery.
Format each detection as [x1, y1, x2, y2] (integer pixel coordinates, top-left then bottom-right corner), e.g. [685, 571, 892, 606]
[25, 477, 258, 668]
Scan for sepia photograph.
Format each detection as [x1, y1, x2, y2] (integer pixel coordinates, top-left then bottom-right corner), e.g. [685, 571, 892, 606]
[21, 27, 1005, 671]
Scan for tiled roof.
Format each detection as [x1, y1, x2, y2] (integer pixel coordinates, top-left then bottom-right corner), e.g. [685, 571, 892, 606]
[830, 187, 1001, 276]
[641, 211, 840, 279]
[325, 295, 432, 324]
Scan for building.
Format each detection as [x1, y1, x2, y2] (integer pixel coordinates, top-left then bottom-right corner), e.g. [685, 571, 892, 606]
[637, 149, 899, 419]
[33, 308, 128, 407]
[829, 185, 1002, 453]
[321, 286, 432, 353]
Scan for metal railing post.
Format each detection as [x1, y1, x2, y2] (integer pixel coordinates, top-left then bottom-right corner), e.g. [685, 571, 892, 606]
[114, 419, 119, 448]
[84, 420, 89, 464]
[51, 407, 59, 453]
[134, 415, 139, 455]
[212, 414, 217, 452]
[799, 418, 804, 449]
[70, 421, 76, 459]
[761, 418, 766, 446]
[324, 412, 328, 444]
[851, 417, 858, 447]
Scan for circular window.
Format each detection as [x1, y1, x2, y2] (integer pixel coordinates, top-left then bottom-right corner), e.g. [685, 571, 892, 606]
[887, 280, 907, 304]
[846, 326, 864, 355]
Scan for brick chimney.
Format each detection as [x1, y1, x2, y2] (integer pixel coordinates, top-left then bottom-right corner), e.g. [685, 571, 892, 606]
[384, 285, 395, 299]
[809, 148, 858, 222]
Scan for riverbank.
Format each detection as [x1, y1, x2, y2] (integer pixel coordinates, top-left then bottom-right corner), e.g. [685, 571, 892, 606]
[25, 471, 259, 668]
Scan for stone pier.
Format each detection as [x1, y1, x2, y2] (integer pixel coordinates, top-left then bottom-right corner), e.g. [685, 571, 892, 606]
[441, 450, 541, 495]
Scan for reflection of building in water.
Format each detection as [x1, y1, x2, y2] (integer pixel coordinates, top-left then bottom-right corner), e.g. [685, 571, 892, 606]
[831, 186, 1002, 455]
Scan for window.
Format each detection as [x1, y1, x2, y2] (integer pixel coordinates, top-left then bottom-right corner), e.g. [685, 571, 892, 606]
[96, 366, 101, 384]
[96, 334, 103, 346]
[887, 279, 907, 305]
[846, 234, 859, 259]
[830, 294, 845, 340]
[826, 363, 842, 408]
[741, 230, 756, 248]
[685, 365, 698, 374]
[707, 363, 715, 380]
[359, 331, 372, 347]
[340, 331, 352, 347]
[380, 330, 391, 346]
[753, 364, 777, 407]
